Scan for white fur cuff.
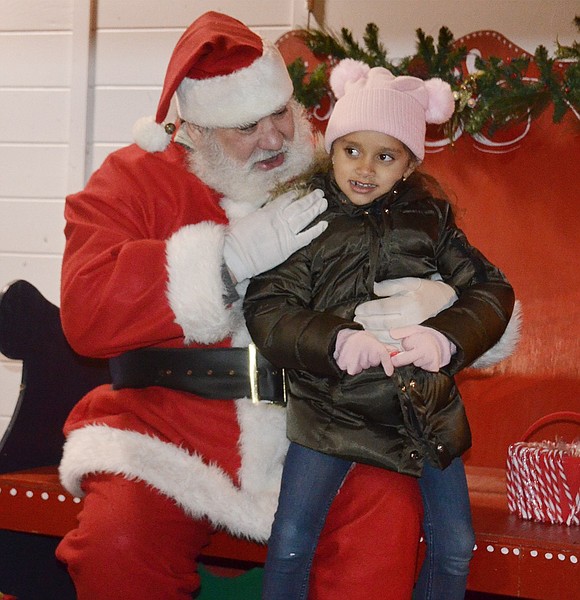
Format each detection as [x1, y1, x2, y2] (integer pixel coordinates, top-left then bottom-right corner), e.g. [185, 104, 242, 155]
[166, 222, 238, 344]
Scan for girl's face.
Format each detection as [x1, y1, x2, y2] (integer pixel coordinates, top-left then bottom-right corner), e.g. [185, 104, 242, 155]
[331, 130, 417, 206]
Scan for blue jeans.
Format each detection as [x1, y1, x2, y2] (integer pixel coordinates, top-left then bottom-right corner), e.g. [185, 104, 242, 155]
[263, 444, 474, 600]
[262, 442, 352, 600]
[414, 458, 475, 600]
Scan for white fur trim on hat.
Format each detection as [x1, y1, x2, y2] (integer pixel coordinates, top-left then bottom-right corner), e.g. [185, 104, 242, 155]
[177, 41, 293, 128]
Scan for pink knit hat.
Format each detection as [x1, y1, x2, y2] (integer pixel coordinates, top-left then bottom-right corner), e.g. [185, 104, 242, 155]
[324, 59, 455, 160]
[133, 12, 293, 152]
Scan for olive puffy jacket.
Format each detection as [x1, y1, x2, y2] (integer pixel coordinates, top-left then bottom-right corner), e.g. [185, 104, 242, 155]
[244, 173, 514, 477]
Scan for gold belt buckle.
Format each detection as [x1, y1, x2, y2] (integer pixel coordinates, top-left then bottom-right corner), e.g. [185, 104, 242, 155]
[248, 343, 286, 405]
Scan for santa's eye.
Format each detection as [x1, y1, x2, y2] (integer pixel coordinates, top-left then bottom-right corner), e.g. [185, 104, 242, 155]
[238, 122, 258, 133]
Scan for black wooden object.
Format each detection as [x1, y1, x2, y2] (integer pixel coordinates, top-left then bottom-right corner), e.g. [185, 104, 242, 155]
[0, 279, 110, 473]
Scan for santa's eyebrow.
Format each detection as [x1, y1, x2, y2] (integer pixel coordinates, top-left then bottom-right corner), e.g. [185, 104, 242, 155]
[237, 121, 258, 131]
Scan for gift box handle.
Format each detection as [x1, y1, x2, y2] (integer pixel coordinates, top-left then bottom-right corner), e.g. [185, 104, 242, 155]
[521, 411, 580, 442]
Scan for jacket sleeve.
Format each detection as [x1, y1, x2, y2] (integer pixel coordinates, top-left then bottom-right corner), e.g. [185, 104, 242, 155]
[244, 247, 358, 377]
[422, 201, 515, 373]
[61, 148, 233, 358]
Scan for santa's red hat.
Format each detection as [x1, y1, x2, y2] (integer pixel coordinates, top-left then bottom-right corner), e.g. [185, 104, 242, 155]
[133, 11, 293, 152]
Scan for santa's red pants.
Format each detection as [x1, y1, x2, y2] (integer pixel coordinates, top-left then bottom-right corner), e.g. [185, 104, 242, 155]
[57, 465, 421, 599]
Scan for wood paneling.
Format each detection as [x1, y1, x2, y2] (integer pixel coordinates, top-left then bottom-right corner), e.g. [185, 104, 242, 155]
[0, 146, 68, 198]
[0, 0, 73, 31]
[0, 200, 66, 254]
[0, 360, 20, 427]
[96, 0, 295, 28]
[0, 255, 62, 306]
[0, 91, 69, 143]
[0, 34, 71, 86]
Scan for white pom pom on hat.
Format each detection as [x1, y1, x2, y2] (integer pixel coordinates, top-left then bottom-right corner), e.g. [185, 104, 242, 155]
[325, 59, 456, 160]
[132, 116, 177, 154]
[133, 11, 293, 152]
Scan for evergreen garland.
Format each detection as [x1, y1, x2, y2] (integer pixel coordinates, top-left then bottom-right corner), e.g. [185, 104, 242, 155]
[289, 17, 579, 138]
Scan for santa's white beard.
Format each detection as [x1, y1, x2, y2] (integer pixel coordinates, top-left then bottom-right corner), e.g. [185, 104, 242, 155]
[187, 101, 315, 212]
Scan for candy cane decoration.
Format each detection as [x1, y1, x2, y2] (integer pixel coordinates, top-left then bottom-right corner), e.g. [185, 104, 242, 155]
[507, 440, 579, 525]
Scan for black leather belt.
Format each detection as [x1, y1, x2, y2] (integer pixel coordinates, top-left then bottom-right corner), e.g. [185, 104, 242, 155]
[109, 344, 286, 405]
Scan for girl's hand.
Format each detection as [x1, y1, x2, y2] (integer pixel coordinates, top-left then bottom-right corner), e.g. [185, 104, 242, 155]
[334, 329, 398, 376]
[389, 325, 456, 372]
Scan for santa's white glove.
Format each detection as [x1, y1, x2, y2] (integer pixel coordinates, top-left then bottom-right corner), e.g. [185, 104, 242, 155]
[354, 277, 457, 345]
[223, 189, 328, 282]
[390, 325, 456, 372]
[334, 329, 398, 376]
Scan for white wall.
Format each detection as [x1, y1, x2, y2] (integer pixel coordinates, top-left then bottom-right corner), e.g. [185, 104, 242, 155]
[0, 0, 577, 437]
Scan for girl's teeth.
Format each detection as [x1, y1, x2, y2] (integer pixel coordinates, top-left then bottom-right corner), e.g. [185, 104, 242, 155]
[353, 181, 374, 188]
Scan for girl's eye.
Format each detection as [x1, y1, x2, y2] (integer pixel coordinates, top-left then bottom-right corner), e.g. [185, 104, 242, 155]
[378, 153, 393, 162]
[345, 147, 359, 157]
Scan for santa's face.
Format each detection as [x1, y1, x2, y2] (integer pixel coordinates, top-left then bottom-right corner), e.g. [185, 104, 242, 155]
[212, 105, 295, 171]
[186, 100, 314, 208]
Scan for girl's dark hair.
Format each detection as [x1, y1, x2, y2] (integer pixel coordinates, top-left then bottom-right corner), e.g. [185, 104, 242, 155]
[410, 170, 449, 200]
[407, 168, 458, 207]
[398, 142, 455, 204]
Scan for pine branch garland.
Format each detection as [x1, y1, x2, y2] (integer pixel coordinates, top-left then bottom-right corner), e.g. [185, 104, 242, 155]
[287, 58, 328, 108]
[288, 18, 579, 139]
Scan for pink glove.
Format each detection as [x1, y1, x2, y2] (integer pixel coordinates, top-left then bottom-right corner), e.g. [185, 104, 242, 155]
[389, 325, 456, 372]
[334, 329, 397, 376]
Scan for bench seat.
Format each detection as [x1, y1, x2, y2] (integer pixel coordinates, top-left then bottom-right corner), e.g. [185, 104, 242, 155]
[464, 466, 579, 599]
[1, 464, 578, 599]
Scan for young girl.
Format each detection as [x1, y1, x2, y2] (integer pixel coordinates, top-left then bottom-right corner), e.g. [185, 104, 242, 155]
[244, 60, 515, 600]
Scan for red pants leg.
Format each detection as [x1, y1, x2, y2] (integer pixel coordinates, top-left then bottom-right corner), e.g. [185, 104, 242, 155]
[310, 464, 423, 600]
[58, 468, 421, 599]
[56, 473, 211, 600]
